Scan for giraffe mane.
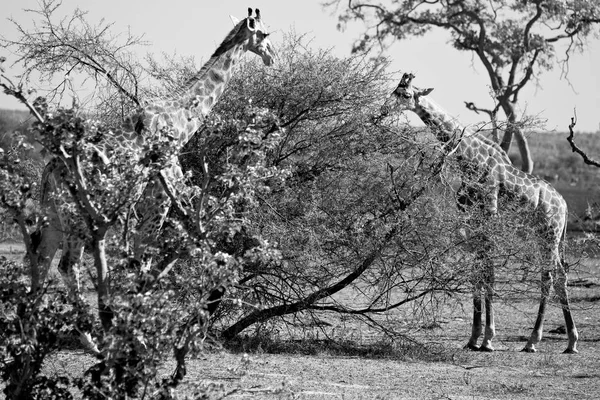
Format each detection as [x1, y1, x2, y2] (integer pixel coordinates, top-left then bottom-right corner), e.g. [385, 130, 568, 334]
[172, 18, 249, 98]
[210, 18, 250, 59]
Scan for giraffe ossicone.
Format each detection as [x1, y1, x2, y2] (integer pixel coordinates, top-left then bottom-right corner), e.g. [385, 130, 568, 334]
[35, 8, 275, 353]
[382, 72, 578, 354]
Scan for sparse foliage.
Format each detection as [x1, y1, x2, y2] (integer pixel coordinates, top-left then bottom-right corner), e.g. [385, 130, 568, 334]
[0, 261, 77, 400]
[0, 0, 145, 121]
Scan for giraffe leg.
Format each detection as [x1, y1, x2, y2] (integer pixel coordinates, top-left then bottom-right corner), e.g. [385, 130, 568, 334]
[38, 211, 99, 354]
[60, 236, 100, 354]
[466, 233, 496, 352]
[522, 269, 552, 353]
[480, 262, 495, 352]
[465, 283, 483, 351]
[34, 208, 62, 292]
[132, 174, 172, 271]
[57, 237, 85, 300]
[553, 260, 579, 354]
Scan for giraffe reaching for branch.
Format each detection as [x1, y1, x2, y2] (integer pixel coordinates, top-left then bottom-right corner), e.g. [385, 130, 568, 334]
[381, 73, 578, 354]
[35, 8, 275, 350]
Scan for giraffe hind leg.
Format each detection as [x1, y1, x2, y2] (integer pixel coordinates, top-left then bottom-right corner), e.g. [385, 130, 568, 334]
[553, 260, 578, 354]
[522, 269, 552, 353]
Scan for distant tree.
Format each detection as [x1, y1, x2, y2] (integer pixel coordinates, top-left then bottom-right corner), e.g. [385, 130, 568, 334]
[327, 0, 600, 173]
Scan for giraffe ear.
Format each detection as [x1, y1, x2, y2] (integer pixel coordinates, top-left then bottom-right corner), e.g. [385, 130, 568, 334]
[229, 15, 240, 26]
[421, 88, 434, 96]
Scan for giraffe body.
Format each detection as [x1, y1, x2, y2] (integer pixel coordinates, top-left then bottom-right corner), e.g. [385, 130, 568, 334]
[382, 73, 578, 353]
[35, 9, 274, 351]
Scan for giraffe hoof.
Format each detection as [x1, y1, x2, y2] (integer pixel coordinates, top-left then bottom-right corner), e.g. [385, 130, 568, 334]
[521, 347, 536, 353]
[563, 348, 579, 354]
[464, 343, 480, 351]
[478, 345, 494, 352]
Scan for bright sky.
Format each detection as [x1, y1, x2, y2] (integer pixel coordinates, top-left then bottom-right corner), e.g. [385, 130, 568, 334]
[1, 0, 599, 132]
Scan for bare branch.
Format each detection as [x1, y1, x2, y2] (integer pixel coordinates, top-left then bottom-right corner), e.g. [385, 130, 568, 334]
[0, 85, 45, 125]
[566, 111, 600, 168]
[465, 101, 499, 142]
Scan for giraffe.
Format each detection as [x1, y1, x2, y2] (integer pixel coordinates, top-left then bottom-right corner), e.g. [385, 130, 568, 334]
[381, 73, 578, 354]
[35, 8, 274, 330]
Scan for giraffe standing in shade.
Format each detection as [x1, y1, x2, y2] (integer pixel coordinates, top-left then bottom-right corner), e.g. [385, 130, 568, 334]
[381, 73, 578, 353]
[36, 8, 274, 304]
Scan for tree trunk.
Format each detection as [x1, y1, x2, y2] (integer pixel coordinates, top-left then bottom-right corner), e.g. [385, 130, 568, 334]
[499, 103, 533, 174]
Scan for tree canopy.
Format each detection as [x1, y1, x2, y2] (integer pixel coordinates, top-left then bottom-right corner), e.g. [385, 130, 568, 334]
[329, 0, 600, 172]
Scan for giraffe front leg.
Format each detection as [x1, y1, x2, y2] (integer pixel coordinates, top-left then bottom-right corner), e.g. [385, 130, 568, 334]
[465, 285, 483, 351]
[523, 270, 552, 353]
[479, 264, 495, 352]
[133, 175, 172, 272]
[553, 262, 579, 354]
[33, 215, 62, 292]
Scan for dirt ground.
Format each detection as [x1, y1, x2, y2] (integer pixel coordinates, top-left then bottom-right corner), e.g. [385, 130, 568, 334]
[7, 240, 600, 399]
[47, 333, 600, 399]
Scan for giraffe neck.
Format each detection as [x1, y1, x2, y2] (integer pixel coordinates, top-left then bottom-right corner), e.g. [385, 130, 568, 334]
[413, 97, 511, 165]
[414, 97, 466, 143]
[177, 42, 246, 117]
[140, 20, 251, 148]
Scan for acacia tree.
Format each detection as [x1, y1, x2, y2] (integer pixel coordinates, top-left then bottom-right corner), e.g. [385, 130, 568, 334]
[199, 35, 478, 341]
[328, 0, 600, 173]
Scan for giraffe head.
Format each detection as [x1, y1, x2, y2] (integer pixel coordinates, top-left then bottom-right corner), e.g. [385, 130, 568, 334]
[381, 73, 434, 116]
[229, 8, 275, 66]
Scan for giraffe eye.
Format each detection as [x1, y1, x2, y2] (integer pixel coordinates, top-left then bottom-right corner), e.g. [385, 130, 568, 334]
[402, 93, 412, 99]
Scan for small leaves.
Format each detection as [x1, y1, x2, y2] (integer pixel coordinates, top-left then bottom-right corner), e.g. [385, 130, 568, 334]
[0, 260, 78, 400]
